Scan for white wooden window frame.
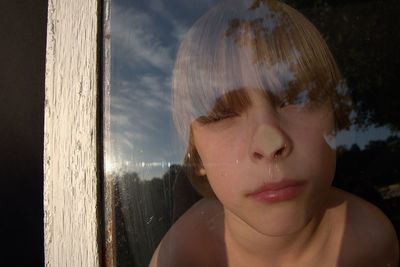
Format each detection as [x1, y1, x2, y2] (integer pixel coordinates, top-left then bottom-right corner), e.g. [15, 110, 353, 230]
[44, 0, 102, 265]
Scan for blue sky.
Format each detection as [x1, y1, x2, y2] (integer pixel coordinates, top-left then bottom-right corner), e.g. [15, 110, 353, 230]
[107, 0, 218, 179]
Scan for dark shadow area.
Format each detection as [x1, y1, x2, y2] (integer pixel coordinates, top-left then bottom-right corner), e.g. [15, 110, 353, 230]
[0, 0, 47, 266]
[334, 136, 400, 236]
[302, 0, 400, 131]
[113, 166, 182, 267]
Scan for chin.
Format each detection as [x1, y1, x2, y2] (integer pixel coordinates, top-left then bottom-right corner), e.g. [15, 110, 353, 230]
[244, 200, 321, 237]
[257, 213, 314, 237]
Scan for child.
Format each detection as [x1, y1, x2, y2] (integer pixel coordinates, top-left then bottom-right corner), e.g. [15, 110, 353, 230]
[150, 0, 399, 266]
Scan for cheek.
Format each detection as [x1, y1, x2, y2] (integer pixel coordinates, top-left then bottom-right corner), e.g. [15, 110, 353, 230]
[205, 167, 246, 207]
[296, 109, 335, 149]
[293, 114, 336, 181]
[194, 126, 246, 165]
[304, 130, 336, 163]
[194, 131, 247, 201]
[320, 144, 336, 183]
[194, 134, 236, 186]
[316, 115, 337, 180]
[309, 136, 337, 188]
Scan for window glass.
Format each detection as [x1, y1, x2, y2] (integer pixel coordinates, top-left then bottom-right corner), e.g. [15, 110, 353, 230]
[104, 0, 400, 266]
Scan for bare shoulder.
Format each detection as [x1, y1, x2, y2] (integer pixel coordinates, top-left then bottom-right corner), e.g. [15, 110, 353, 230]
[149, 197, 224, 267]
[329, 187, 399, 266]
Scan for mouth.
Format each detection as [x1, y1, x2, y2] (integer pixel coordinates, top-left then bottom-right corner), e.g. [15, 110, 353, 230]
[247, 179, 307, 203]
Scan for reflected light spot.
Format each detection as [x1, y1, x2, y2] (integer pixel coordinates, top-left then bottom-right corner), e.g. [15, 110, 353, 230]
[105, 159, 117, 175]
[324, 133, 336, 150]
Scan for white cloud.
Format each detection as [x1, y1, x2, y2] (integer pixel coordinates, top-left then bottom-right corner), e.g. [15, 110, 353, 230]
[111, 4, 174, 71]
[112, 74, 171, 112]
[146, 0, 190, 40]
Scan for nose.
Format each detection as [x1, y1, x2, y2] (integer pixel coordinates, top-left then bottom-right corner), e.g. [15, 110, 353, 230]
[249, 124, 291, 162]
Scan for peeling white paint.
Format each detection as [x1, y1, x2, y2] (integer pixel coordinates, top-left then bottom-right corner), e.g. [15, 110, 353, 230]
[44, 0, 100, 266]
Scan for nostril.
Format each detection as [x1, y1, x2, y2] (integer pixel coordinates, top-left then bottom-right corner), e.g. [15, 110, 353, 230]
[253, 152, 263, 160]
[274, 146, 285, 158]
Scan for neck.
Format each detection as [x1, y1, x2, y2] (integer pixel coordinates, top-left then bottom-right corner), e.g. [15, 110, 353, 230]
[223, 207, 330, 266]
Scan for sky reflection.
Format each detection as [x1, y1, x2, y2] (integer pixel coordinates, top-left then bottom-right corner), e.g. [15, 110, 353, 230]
[108, 0, 216, 179]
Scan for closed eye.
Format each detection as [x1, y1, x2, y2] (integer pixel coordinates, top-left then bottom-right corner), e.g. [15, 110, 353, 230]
[196, 89, 251, 124]
[278, 98, 290, 108]
[279, 99, 303, 108]
[278, 93, 310, 109]
[197, 111, 239, 124]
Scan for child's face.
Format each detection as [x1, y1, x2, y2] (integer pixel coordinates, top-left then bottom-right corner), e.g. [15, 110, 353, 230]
[191, 89, 336, 235]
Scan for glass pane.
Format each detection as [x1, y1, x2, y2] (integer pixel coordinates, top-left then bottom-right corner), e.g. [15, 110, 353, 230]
[103, 0, 400, 266]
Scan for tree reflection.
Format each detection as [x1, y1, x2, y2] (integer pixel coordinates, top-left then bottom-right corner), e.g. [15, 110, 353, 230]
[113, 165, 199, 267]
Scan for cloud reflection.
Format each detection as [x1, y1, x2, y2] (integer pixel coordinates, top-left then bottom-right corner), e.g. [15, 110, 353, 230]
[108, 0, 218, 178]
[112, 4, 174, 71]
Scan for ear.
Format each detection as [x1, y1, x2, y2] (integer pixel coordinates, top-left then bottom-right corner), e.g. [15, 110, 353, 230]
[197, 167, 206, 176]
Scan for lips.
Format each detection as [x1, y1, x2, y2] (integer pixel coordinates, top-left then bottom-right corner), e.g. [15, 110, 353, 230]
[247, 179, 306, 203]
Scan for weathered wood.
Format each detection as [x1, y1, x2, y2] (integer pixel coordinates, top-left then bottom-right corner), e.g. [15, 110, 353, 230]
[44, 0, 101, 266]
